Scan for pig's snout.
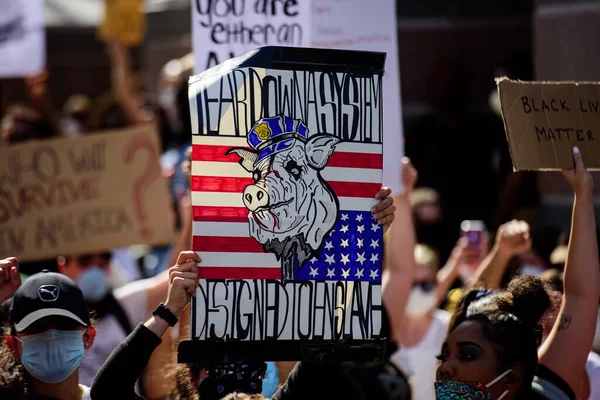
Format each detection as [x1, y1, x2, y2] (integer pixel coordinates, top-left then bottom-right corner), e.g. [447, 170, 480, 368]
[243, 184, 269, 211]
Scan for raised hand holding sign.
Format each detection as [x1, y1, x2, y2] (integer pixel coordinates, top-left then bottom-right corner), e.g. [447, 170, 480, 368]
[0, 257, 21, 303]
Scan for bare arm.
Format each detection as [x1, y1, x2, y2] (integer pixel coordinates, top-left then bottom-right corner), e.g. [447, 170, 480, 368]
[0, 257, 20, 303]
[383, 158, 418, 340]
[539, 147, 599, 393]
[434, 239, 469, 306]
[144, 195, 194, 397]
[107, 40, 152, 126]
[470, 220, 531, 290]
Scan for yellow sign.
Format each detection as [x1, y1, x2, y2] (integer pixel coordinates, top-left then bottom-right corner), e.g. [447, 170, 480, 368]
[98, 0, 146, 47]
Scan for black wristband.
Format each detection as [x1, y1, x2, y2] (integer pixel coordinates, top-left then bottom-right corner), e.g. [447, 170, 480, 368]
[152, 303, 178, 327]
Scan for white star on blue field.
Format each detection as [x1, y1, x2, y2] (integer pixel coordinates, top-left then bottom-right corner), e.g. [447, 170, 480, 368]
[295, 211, 383, 282]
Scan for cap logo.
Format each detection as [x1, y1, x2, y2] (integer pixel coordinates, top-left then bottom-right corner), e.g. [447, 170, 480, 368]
[38, 285, 60, 302]
[255, 122, 271, 140]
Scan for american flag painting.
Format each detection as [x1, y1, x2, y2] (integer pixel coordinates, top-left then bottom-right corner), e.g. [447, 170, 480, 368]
[191, 128, 383, 282]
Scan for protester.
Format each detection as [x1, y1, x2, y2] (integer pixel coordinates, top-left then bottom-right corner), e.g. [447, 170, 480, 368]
[0, 258, 95, 399]
[390, 239, 475, 400]
[56, 252, 171, 389]
[437, 147, 599, 399]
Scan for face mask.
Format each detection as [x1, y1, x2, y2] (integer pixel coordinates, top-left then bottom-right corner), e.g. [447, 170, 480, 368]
[77, 266, 110, 302]
[18, 329, 85, 383]
[405, 284, 437, 317]
[435, 369, 512, 400]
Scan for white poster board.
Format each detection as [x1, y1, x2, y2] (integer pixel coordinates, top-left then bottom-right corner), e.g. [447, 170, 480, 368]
[192, 0, 312, 74]
[311, 0, 403, 193]
[0, 0, 45, 78]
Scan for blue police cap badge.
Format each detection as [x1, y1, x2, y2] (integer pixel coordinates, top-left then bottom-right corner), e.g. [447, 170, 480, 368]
[247, 116, 308, 164]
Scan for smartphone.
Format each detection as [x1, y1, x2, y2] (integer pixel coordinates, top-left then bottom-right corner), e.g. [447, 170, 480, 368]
[460, 220, 485, 248]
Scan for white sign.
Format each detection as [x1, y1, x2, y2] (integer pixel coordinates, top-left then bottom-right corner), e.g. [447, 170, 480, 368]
[192, 0, 312, 74]
[188, 47, 385, 342]
[0, 0, 45, 78]
[311, 0, 404, 193]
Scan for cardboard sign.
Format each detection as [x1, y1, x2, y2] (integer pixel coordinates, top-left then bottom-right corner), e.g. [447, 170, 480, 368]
[0, 125, 175, 262]
[311, 0, 404, 193]
[180, 47, 386, 363]
[191, 0, 311, 73]
[498, 78, 600, 170]
[0, 0, 45, 78]
[98, 0, 146, 47]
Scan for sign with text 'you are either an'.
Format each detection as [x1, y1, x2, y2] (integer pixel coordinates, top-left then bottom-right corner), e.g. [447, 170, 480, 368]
[192, 0, 311, 73]
[181, 47, 386, 362]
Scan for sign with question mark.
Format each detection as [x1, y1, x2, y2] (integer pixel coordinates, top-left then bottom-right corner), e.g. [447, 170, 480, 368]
[0, 124, 175, 262]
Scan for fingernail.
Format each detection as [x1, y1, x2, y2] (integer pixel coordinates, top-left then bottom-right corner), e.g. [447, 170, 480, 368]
[370, 207, 376, 213]
[574, 146, 580, 154]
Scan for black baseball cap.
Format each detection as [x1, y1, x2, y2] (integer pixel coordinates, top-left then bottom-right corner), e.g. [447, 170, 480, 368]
[9, 270, 90, 332]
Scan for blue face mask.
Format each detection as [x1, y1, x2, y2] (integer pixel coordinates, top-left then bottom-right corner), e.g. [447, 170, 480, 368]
[77, 266, 110, 302]
[18, 329, 85, 383]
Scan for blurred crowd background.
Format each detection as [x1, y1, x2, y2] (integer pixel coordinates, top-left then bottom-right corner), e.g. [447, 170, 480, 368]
[2, 0, 600, 398]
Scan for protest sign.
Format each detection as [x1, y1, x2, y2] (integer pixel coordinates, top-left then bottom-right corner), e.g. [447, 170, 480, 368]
[0, 0, 45, 78]
[498, 78, 600, 171]
[179, 46, 386, 363]
[311, 0, 403, 193]
[191, 0, 311, 74]
[98, 0, 146, 47]
[0, 125, 175, 262]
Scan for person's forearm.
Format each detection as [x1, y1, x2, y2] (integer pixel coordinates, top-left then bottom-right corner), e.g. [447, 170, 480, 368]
[109, 40, 142, 125]
[144, 316, 170, 339]
[564, 192, 599, 299]
[385, 195, 415, 274]
[435, 260, 460, 304]
[470, 245, 512, 290]
[91, 324, 163, 399]
[382, 195, 416, 340]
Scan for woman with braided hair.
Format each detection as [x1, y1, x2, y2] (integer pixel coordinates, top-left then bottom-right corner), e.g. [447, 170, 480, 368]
[435, 146, 599, 400]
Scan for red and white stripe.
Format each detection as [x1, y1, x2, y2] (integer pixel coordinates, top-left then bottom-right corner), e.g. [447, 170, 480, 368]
[191, 135, 383, 280]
